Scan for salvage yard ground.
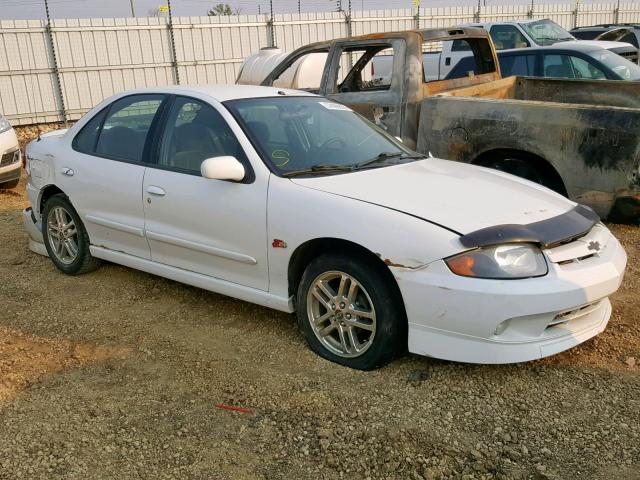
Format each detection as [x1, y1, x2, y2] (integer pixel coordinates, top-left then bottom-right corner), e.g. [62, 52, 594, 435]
[0, 127, 638, 480]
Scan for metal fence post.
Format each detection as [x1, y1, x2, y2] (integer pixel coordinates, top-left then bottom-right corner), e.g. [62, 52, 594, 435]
[414, 6, 420, 29]
[528, 0, 534, 19]
[167, 0, 180, 84]
[267, 0, 276, 47]
[474, 0, 481, 22]
[346, 0, 352, 38]
[43, 0, 67, 126]
[573, 0, 579, 29]
[614, 0, 620, 23]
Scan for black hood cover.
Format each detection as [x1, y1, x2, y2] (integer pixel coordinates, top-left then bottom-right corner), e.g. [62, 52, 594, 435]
[459, 204, 600, 249]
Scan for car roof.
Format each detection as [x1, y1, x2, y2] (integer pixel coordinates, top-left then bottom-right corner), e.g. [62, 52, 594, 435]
[497, 42, 605, 55]
[572, 24, 640, 30]
[113, 84, 317, 102]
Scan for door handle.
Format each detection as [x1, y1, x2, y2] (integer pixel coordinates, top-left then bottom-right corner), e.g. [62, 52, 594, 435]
[147, 185, 166, 196]
[60, 167, 74, 177]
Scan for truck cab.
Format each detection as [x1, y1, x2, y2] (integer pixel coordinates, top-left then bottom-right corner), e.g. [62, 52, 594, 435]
[262, 28, 500, 149]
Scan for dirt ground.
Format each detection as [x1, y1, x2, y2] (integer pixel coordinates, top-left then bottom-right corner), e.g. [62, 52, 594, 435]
[0, 128, 638, 479]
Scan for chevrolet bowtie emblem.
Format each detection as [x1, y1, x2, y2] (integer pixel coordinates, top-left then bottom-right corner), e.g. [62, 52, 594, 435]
[587, 240, 601, 252]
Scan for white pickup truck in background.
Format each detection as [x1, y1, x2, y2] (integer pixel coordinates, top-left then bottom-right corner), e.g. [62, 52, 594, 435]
[467, 19, 639, 64]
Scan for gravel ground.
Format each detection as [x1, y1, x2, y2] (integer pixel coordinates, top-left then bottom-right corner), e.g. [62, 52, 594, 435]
[0, 127, 638, 480]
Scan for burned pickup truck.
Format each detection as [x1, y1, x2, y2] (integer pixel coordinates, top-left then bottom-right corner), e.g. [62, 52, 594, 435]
[255, 27, 640, 220]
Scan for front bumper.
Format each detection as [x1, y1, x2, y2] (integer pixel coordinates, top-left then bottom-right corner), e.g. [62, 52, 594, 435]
[0, 162, 20, 184]
[22, 207, 48, 257]
[397, 229, 627, 364]
[0, 127, 21, 185]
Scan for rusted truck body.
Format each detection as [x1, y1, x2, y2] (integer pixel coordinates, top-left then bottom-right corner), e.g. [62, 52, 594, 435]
[260, 28, 640, 220]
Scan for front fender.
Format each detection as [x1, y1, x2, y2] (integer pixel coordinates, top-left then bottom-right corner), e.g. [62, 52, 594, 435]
[266, 175, 463, 300]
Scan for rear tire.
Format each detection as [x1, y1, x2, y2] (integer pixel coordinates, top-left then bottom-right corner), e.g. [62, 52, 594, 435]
[296, 253, 405, 370]
[42, 194, 101, 275]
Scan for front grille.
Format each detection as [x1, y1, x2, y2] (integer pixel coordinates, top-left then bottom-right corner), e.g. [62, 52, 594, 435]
[543, 223, 608, 265]
[0, 149, 19, 167]
[547, 300, 603, 328]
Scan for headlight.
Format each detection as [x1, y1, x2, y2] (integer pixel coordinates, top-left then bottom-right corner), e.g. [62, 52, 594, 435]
[445, 244, 548, 279]
[0, 114, 11, 134]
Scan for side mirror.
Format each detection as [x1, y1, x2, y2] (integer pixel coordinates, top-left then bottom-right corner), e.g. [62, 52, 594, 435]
[201, 156, 245, 182]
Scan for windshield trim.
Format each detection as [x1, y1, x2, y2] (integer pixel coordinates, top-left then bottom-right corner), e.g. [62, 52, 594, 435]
[223, 96, 417, 178]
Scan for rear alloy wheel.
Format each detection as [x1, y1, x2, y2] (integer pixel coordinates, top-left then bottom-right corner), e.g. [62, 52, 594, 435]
[296, 253, 404, 370]
[42, 194, 101, 275]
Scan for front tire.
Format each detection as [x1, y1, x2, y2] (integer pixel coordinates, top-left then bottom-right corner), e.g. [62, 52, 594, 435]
[42, 194, 101, 275]
[296, 253, 405, 370]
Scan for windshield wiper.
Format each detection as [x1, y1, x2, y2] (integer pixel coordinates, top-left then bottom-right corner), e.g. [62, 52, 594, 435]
[281, 164, 354, 177]
[353, 151, 425, 170]
[281, 152, 427, 177]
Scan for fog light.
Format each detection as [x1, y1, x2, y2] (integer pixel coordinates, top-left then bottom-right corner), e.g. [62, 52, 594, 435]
[494, 319, 511, 336]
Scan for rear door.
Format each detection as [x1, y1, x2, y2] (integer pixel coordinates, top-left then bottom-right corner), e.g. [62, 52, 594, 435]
[62, 94, 166, 259]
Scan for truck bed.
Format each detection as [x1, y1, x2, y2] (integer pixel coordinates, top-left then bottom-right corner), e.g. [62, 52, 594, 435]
[418, 76, 640, 218]
[437, 75, 640, 108]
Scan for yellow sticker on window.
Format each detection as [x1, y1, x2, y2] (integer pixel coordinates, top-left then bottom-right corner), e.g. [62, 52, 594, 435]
[272, 149, 291, 167]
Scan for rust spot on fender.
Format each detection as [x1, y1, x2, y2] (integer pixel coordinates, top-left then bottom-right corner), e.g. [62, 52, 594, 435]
[383, 258, 411, 269]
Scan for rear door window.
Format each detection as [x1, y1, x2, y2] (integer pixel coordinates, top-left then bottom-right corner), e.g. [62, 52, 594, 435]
[95, 95, 164, 163]
[73, 108, 108, 154]
[499, 54, 536, 76]
[543, 54, 575, 78]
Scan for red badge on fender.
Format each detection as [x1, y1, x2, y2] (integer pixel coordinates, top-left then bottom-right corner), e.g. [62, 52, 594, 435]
[272, 239, 287, 248]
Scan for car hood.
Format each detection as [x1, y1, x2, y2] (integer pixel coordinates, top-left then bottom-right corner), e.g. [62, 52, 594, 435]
[290, 159, 575, 235]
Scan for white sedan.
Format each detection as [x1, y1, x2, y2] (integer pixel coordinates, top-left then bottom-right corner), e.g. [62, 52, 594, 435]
[0, 112, 21, 189]
[23, 85, 627, 370]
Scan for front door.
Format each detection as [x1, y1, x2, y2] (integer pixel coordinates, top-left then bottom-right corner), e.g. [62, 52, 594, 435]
[59, 94, 166, 260]
[322, 39, 406, 140]
[142, 95, 269, 290]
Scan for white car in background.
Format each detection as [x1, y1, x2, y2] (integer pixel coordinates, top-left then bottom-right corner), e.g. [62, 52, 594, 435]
[22, 85, 627, 370]
[0, 113, 21, 189]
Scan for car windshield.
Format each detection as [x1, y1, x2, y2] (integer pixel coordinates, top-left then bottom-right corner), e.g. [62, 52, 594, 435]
[520, 20, 575, 46]
[589, 49, 640, 80]
[225, 96, 421, 176]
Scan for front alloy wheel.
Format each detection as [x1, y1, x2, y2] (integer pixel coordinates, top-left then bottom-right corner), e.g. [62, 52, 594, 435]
[297, 253, 405, 370]
[307, 271, 377, 358]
